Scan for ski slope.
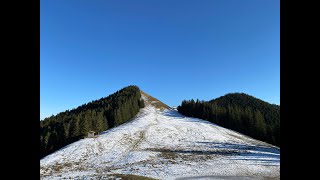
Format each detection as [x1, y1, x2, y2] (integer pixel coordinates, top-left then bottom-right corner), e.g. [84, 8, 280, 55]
[40, 93, 280, 179]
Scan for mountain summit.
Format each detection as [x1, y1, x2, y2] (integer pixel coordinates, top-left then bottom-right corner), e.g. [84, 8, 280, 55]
[40, 90, 279, 179]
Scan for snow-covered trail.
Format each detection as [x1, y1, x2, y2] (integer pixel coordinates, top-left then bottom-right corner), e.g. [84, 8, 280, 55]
[40, 94, 280, 179]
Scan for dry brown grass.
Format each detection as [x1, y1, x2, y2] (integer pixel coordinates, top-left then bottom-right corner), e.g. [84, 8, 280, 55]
[160, 151, 178, 160]
[146, 147, 217, 162]
[140, 91, 171, 110]
[50, 162, 74, 173]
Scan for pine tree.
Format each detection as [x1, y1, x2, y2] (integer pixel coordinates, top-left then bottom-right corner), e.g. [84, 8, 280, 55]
[79, 113, 90, 136]
[254, 110, 267, 139]
[93, 111, 105, 133]
[69, 117, 79, 138]
[63, 122, 70, 140]
[139, 99, 145, 108]
[47, 130, 58, 150]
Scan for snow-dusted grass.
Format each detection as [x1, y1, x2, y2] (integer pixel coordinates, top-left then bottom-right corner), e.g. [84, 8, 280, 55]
[40, 94, 280, 180]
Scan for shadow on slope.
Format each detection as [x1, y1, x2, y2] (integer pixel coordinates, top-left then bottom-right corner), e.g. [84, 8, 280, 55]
[196, 141, 280, 164]
[197, 142, 279, 154]
[176, 175, 280, 180]
[161, 109, 185, 118]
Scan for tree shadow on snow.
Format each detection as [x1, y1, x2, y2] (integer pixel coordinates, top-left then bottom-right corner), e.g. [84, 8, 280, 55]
[194, 141, 280, 164]
[148, 148, 241, 156]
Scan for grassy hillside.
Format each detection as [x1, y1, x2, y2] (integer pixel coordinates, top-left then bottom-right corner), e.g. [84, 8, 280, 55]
[40, 85, 145, 159]
[178, 93, 280, 147]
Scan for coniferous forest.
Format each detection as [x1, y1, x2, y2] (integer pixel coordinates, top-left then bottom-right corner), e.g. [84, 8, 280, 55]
[40, 85, 145, 159]
[177, 93, 280, 147]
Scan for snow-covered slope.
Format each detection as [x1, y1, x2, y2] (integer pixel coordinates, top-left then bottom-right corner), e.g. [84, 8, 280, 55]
[40, 92, 280, 180]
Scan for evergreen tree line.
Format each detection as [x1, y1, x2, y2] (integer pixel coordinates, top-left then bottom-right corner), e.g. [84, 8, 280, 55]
[40, 85, 145, 159]
[177, 93, 280, 147]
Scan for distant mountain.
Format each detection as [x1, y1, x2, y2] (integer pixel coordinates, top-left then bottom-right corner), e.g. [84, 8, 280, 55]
[178, 93, 280, 147]
[41, 90, 279, 179]
[40, 85, 145, 159]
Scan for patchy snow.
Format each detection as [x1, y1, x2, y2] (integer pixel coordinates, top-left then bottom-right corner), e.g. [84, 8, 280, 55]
[40, 94, 280, 179]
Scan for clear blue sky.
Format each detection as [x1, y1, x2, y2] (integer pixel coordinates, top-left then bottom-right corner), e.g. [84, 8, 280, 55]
[41, 0, 279, 120]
